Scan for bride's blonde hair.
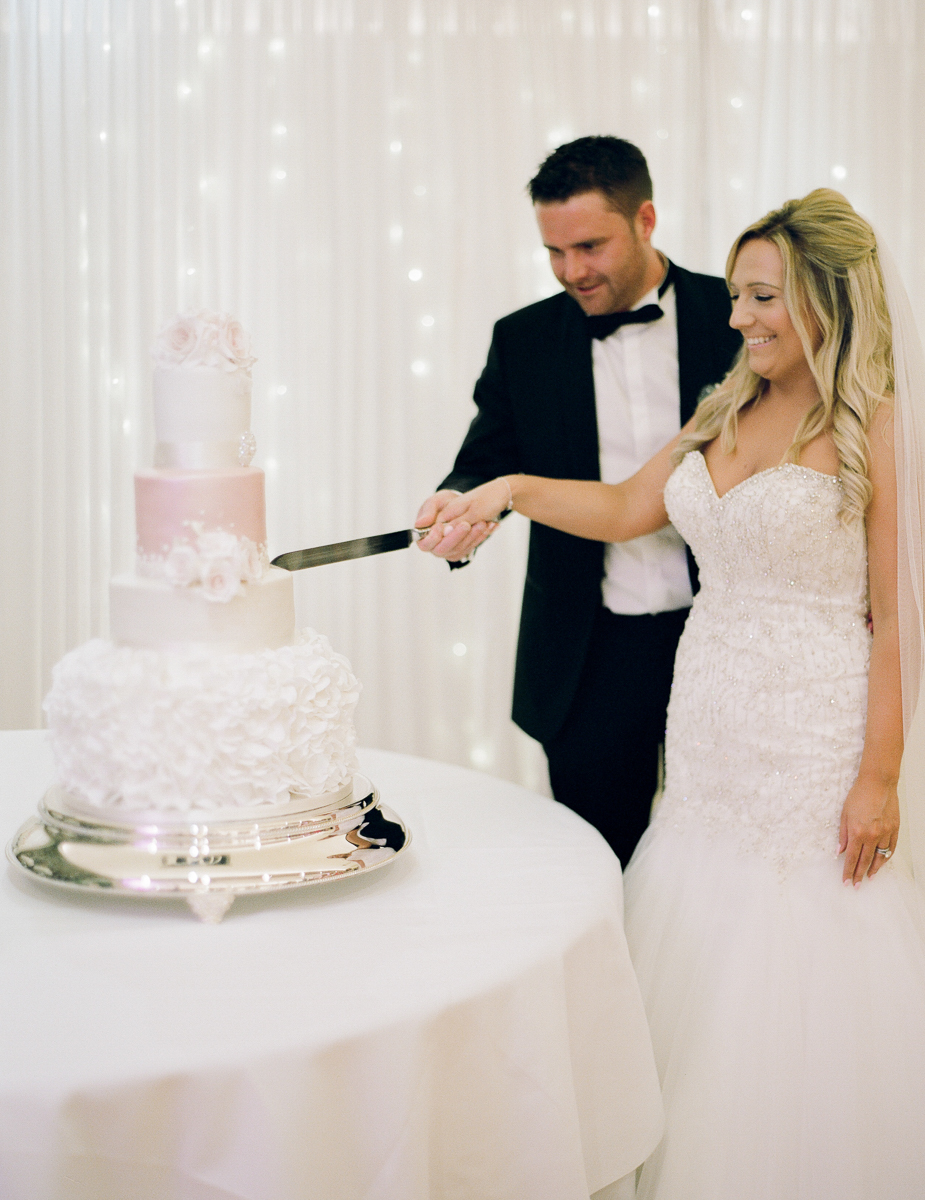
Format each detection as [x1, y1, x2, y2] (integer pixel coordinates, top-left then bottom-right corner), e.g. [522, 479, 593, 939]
[674, 188, 893, 524]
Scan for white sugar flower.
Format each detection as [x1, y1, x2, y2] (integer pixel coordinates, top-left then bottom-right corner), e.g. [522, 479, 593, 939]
[197, 529, 240, 562]
[163, 543, 201, 587]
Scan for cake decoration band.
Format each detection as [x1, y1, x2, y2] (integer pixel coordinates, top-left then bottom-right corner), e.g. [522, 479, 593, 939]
[154, 436, 256, 470]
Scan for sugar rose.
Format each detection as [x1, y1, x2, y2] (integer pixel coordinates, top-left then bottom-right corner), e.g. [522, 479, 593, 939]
[200, 557, 241, 603]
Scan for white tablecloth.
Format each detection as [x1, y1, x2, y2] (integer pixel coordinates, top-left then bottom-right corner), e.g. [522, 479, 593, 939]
[0, 731, 662, 1200]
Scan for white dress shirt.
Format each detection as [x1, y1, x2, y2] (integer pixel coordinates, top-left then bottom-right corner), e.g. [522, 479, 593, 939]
[593, 281, 694, 615]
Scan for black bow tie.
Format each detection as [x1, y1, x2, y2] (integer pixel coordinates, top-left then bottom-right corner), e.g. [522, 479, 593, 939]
[586, 304, 664, 340]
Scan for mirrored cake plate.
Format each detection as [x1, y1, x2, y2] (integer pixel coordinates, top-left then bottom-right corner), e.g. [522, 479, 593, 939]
[6, 773, 410, 923]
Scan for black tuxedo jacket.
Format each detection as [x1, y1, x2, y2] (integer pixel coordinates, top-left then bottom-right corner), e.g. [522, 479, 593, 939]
[440, 264, 742, 745]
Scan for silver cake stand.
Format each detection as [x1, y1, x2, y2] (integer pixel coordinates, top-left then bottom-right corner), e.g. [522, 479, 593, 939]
[6, 773, 410, 923]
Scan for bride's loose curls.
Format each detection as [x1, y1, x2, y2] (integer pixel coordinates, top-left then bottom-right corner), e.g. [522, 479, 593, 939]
[674, 189, 894, 524]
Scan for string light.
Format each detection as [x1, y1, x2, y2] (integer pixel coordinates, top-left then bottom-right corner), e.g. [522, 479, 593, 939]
[470, 744, 493, 768]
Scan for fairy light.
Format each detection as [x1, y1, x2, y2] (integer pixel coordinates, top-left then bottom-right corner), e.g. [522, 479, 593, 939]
[470, 744, 493, 768]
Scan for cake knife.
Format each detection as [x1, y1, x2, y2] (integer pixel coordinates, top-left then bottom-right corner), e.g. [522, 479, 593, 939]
[271, 527, 432, 571]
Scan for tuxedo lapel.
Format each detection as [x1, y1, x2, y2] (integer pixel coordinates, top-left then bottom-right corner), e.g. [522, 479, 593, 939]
[553, 296, 600, 481]
[674, 267, 709, 423]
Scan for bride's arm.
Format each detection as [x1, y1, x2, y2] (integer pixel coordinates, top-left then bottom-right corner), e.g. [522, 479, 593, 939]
[416, 419, 694, 552]
[840, 405, 903, 885]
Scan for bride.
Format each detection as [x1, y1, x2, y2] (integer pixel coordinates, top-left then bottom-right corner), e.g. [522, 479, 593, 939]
[418, 190, 925, 1197]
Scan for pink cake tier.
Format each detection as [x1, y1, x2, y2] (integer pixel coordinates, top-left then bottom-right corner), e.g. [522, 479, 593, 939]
[135, 467, 267, 558]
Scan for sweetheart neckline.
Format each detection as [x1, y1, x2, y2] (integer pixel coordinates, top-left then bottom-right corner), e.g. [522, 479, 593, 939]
[691, 450, 841, 502]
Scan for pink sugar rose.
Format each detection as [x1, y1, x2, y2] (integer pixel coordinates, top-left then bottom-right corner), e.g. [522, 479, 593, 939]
[200, 557, 241, 603]
[239, 539, 266, 583]
[152, 313, 203, 367]
[151, 310, 256, 373]
[217, 316, 257, 372]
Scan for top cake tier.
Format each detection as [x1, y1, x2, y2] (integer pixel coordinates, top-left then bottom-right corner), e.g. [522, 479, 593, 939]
[151, 311, 257, 470]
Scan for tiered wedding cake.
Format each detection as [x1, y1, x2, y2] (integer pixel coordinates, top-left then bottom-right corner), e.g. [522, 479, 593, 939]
[43, 311, 360, 815]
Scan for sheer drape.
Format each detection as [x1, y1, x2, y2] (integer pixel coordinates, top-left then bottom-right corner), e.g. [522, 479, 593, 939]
[2, 0, 923, 793]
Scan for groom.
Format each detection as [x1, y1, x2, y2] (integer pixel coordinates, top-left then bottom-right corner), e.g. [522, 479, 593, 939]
[417, 137, 741, 865]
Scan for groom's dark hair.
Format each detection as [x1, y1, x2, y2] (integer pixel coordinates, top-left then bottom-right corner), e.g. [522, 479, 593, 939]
[528, 136, 653, 219]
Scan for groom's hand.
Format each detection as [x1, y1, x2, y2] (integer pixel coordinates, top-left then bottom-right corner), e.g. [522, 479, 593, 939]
[415, 489, 496, 561]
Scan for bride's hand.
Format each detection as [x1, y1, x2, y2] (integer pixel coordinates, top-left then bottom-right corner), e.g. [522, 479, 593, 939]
[839, 776, 900, 886]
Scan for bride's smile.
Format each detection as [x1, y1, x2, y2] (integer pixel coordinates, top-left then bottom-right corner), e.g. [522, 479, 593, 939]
[728, 237, 812, 391]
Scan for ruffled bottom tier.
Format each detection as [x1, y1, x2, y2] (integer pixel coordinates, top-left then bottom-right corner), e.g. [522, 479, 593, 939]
[43, 628, 360, 811]
[624, 825, 925, 1200]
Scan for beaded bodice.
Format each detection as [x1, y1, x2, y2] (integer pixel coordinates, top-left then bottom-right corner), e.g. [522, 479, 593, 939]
[654, 451, 870, 868]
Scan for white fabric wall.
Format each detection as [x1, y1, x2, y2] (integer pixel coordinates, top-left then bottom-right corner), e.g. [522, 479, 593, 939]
[2, 0, 923, 795]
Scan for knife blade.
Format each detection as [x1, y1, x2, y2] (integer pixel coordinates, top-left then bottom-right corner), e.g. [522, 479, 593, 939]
[271, 528, 430, 572]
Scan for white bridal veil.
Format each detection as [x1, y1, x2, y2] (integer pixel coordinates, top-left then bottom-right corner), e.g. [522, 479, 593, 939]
[876, 233, 925, 887]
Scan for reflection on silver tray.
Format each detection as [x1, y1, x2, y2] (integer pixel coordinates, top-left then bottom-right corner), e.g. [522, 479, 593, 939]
[6, 773, 409, 923]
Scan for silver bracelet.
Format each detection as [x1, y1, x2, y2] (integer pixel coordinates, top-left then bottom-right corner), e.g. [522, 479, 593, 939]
[497, 476, 514, 513]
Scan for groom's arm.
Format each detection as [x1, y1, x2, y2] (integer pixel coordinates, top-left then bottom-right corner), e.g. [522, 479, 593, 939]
[417, 322, 523, 562]
[440, 327, 523, 492]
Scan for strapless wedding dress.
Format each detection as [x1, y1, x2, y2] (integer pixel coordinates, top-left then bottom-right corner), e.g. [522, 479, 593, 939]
[624, 451, 925, 1199]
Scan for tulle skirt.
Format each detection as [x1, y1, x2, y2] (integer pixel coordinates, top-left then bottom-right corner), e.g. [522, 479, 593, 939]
[623, 824, 925, 1199]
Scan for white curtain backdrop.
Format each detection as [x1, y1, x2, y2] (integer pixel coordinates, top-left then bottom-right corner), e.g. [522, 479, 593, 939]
[2, 0, 923, 795]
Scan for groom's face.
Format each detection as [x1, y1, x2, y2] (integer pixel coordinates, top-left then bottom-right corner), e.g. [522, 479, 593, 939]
[535, 190, 655, 315]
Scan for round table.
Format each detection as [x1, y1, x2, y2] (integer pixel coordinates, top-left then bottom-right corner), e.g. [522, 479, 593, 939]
[0, 731, 662, 1200]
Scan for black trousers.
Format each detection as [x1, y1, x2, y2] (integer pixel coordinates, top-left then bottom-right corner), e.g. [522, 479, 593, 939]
[542, 606, 689, 868]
